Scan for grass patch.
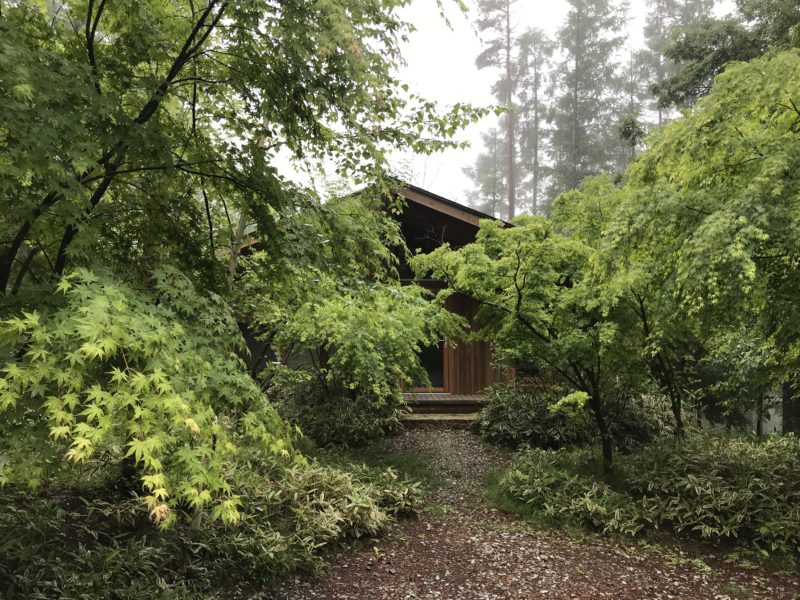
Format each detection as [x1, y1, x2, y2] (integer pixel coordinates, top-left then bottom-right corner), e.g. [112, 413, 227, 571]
[422, 503, 455, 517]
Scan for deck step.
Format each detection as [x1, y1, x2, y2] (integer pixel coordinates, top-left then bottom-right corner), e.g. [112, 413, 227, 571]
[407, 403, 483, 414]
[401, 413, 478, 428]
[403, 393, 486, 415]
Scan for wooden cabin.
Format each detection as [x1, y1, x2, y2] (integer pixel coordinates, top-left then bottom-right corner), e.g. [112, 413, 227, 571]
[393, 184, 512, 397]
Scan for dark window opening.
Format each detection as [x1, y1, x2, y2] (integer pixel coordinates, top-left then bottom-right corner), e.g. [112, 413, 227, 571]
[418, 342, 445, 389]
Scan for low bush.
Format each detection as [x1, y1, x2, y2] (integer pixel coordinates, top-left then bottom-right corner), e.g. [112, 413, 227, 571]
[475, 380, 595, 449]
[476, 379, 675, 450]
[501, 446, 632, 530]
[270, 376, 407, 447]
[500, 432, 800, 557]
[622, 433, 800, 554]
[0, 453, 421, 599]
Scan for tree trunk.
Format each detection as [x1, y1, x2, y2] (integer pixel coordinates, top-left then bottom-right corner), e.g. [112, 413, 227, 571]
[532, 70, 540, 214]
[505, 0, 515, 220]
[570, 52, 579, 190]
[783, 382, 800, 434]
[670, 393, 685, 438]
[10, 247, 39, 294]
[756, 396, 764, 437]
[588, 391, 613, 471]
[0, 192, 59, 294]
[226, 213, 248, 287]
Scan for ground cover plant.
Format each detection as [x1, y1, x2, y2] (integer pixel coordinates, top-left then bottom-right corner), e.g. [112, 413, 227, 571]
[0, 454, 421, 599]
[499, 431, 800, 561]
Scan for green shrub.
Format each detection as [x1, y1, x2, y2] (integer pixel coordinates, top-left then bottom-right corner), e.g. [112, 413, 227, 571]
[500, 432, 800, 556]
[476, 379, 675, 450]
[271, 375, 407, 447]
[621, 433, 800, 554]
[475, 380, 595, 449]
[604, 392, 677, 452]
[0, 453, 421, 599]
[0, 268, 295, 526]
[501, 447, 632, 530]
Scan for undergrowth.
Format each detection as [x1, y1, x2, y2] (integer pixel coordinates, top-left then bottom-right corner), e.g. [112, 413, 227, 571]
[493, 431, 800, 566]
[475, 379, 676, 451]
[0, 449, 422, 599]
[271, 377, 407, 448]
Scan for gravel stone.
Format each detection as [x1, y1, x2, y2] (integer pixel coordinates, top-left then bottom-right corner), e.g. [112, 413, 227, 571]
[269, 426, 800, 599]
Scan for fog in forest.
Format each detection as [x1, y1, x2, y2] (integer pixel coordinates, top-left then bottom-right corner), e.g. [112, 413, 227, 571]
[397, 0, 739, 217]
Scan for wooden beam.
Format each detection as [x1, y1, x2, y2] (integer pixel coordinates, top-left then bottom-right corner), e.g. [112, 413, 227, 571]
[396, 188, 482, 227]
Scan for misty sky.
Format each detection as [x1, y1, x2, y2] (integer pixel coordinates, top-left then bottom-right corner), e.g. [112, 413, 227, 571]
[391, 0, 736, 203]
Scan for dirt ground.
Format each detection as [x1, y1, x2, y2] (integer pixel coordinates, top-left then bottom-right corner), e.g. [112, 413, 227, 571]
[269, 427, 800, 600]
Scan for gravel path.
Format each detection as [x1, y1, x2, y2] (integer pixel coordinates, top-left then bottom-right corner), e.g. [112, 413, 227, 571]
[270, 427, 800, 600]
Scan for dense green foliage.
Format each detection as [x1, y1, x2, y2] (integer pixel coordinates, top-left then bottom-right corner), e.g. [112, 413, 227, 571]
[471, 49, 800, 560]
[271, 378, 406, 448]
[0, 0, 484, 295]
[654, 0, 800, 108]
[0, 0, 479, 595]
[420, 50, 800, 469]
[501, 432, 800, 557]
[233, 192, 463, 447]
[476, 380, 596, 449]
[268, 281, 458, 446]
[411, 211, 647, 468]
[476, 380, 675, 450]
[0, 457, 420, 598]
[0, 268, 296, 525]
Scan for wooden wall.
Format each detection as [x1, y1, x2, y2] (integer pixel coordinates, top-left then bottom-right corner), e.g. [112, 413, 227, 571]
[444, 293, 511, 394]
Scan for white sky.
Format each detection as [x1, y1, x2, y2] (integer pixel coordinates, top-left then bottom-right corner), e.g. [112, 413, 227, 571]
[278, 0, 736, 202]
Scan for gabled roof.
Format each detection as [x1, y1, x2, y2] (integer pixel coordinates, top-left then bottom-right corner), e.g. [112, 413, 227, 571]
[394, 184, 512, 228]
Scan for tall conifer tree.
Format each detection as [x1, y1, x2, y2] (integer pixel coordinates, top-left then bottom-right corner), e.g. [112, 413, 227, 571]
[548, 0, 627, 202]
[643, 0, 715, 124]
[463, 128, 507, 218]
[517, 28, 554, 214]
[475, 0, 518, 219]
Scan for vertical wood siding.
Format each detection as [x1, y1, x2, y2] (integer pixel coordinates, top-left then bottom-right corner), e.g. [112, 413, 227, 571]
[444, 293, 510, 394]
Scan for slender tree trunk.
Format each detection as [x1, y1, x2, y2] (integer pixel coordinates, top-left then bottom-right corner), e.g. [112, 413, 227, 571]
[656, 54, 664, 128]
[227, 213, 248, 287]
[0, 192, 59, 294]
[570, 53, 579, 190]
[756, 396, 764, 437]
[670, 392, 685, 438]
[783, 382, 800, 433]
[10, 247, 39, 295]
[532, 71, 540, 214]
[492, 130, 499, 216]
[505, 0, 515, 220]
[588, 390, 613, 471]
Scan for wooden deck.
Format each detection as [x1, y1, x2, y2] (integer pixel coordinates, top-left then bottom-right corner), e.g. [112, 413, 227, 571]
[402, 392, 484, 402]
[402, 393, 485, 425]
